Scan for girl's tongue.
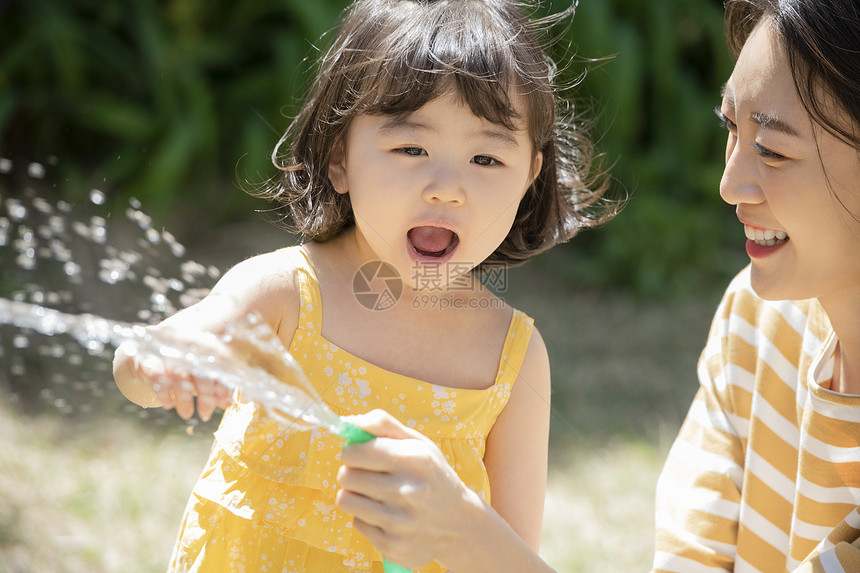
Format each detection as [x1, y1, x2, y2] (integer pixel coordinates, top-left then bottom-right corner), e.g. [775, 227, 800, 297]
[408, 226, 458, 257]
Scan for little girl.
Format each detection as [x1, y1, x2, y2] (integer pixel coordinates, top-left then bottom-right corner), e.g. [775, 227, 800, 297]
[113, 0, 615, 571]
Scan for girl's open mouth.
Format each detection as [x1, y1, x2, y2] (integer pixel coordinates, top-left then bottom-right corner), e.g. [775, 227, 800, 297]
[407, 226, 459, 258]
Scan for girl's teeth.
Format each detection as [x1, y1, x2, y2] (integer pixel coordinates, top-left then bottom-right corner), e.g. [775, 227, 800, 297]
[744, 225, 788, 246]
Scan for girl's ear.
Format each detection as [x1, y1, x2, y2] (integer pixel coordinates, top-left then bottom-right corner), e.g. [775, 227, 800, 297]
[328, 142, 348, 194]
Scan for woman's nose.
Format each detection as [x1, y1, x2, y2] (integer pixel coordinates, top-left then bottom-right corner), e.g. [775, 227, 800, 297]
[720, 138, 765, 206]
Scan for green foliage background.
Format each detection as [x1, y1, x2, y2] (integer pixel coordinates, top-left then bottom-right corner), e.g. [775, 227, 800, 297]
[0, 0, 747, 298]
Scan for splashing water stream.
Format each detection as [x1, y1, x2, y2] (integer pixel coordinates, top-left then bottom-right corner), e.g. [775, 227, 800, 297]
[0, 297, 342, 433]
[0, 158, 345, 433]
[0, 160, 409, 572]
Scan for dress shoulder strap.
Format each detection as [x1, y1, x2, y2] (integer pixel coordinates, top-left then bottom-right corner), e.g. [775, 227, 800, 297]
[283, 245, 323, 334]
[494, 309, 535, 388]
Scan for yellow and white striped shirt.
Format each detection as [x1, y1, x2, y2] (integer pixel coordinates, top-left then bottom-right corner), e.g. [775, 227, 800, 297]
[653, 267, 860, 573]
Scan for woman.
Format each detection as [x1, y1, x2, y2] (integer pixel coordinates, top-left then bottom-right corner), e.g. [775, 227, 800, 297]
[653, 0, 860, 571]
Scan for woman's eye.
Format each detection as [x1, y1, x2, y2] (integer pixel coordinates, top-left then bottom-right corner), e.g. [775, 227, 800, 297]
[752, 142, 787, 162]
[714, 107, 737, 131]
[472, 155, 500, 167]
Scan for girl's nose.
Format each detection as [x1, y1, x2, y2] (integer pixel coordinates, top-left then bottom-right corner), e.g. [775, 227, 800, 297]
[423, 165, 466, 205]
[719, 138, 765, 206]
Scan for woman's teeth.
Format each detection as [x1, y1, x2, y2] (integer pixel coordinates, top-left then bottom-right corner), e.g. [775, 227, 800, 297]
[744, 225, 788, 246]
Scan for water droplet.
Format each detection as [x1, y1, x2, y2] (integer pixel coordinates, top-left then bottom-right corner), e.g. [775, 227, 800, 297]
[33, 197, 53, 214]
[126, 208, 152, 230]
[63, 261, 82, 278]
[170, 242, 186, 258]
[27, 162, 46, 179]
[6, 199, 27, 221]
[12, 334, 29, 349]
[16, 251, 36, 270]
[89, 189, 106, 205]
[0, 157, 12, 173]
[86, 339, 105, 353]
[90, 216, 107, 244]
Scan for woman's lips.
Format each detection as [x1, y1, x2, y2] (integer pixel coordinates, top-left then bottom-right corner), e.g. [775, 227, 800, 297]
[744, 224, 788, 246]
[743, 224, 789, 259]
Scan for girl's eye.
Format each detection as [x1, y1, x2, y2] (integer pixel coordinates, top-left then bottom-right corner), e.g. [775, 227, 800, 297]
[398, 146, 426, 156]
[752, 142, 787, 162]
[714, 107, 737, 132]
[472, 155, 500, 167]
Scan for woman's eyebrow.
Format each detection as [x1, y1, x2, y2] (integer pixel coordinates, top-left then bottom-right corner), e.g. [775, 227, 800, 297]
[719, 83, 800, 137]
[720, 83, 734, 106]
[750, 111, 800, 137]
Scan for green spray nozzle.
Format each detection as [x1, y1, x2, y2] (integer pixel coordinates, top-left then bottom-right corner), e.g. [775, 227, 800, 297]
[336, 421, 413, 573]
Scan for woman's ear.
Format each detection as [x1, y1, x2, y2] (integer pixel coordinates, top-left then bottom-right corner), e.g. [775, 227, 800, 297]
[530, 151, 543, 188]
[328, 142, 348, 195]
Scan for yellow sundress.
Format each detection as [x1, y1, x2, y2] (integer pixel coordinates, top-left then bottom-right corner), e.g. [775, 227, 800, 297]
[168, 246, 535, 572]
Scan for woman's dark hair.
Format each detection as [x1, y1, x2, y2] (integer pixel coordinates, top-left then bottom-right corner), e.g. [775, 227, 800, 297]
[725, 0, 860, 151]
[255, 0, 618, 269]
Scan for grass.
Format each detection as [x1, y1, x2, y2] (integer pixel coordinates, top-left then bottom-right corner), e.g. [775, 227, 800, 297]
[0, 398, 212, 572]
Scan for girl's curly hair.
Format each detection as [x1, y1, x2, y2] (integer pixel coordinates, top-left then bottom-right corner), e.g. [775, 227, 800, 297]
[256, 0, 619, 268]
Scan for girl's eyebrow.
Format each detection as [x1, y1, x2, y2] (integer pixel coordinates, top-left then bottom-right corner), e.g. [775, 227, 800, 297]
[472, 127, 521, 150]
[378, 116, 430, 134]
[378, 116, 520, 149]
[719, 83, 800, 137]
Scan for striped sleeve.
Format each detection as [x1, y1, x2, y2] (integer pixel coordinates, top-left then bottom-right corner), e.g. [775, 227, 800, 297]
[793, 507, 860, 573]
[652, 285, 745, 572]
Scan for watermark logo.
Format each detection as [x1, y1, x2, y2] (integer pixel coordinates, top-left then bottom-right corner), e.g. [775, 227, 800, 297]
[352, 261, 509, 311]
[353, 261, 403, 311]
[410, 264, 509, 293]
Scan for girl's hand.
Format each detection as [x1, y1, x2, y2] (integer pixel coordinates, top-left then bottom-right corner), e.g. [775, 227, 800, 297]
[113, 327, 234, 421]
[335, 410, 484, 570]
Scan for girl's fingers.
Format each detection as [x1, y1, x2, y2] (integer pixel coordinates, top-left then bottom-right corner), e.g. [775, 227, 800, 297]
[336, 486, 402, 531]
[195, 392, 216, 422]
[342, 410, 425, 441]
[172, 378, 196, 420]
[214, 382, 234, 410]
[149, 374, 173, 410]
[191, 377, 222, 422]
[337, 465, 404, 503]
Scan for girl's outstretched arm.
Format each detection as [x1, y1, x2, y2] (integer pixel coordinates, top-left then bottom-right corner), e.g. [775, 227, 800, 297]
[112, 250, 301, 420]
